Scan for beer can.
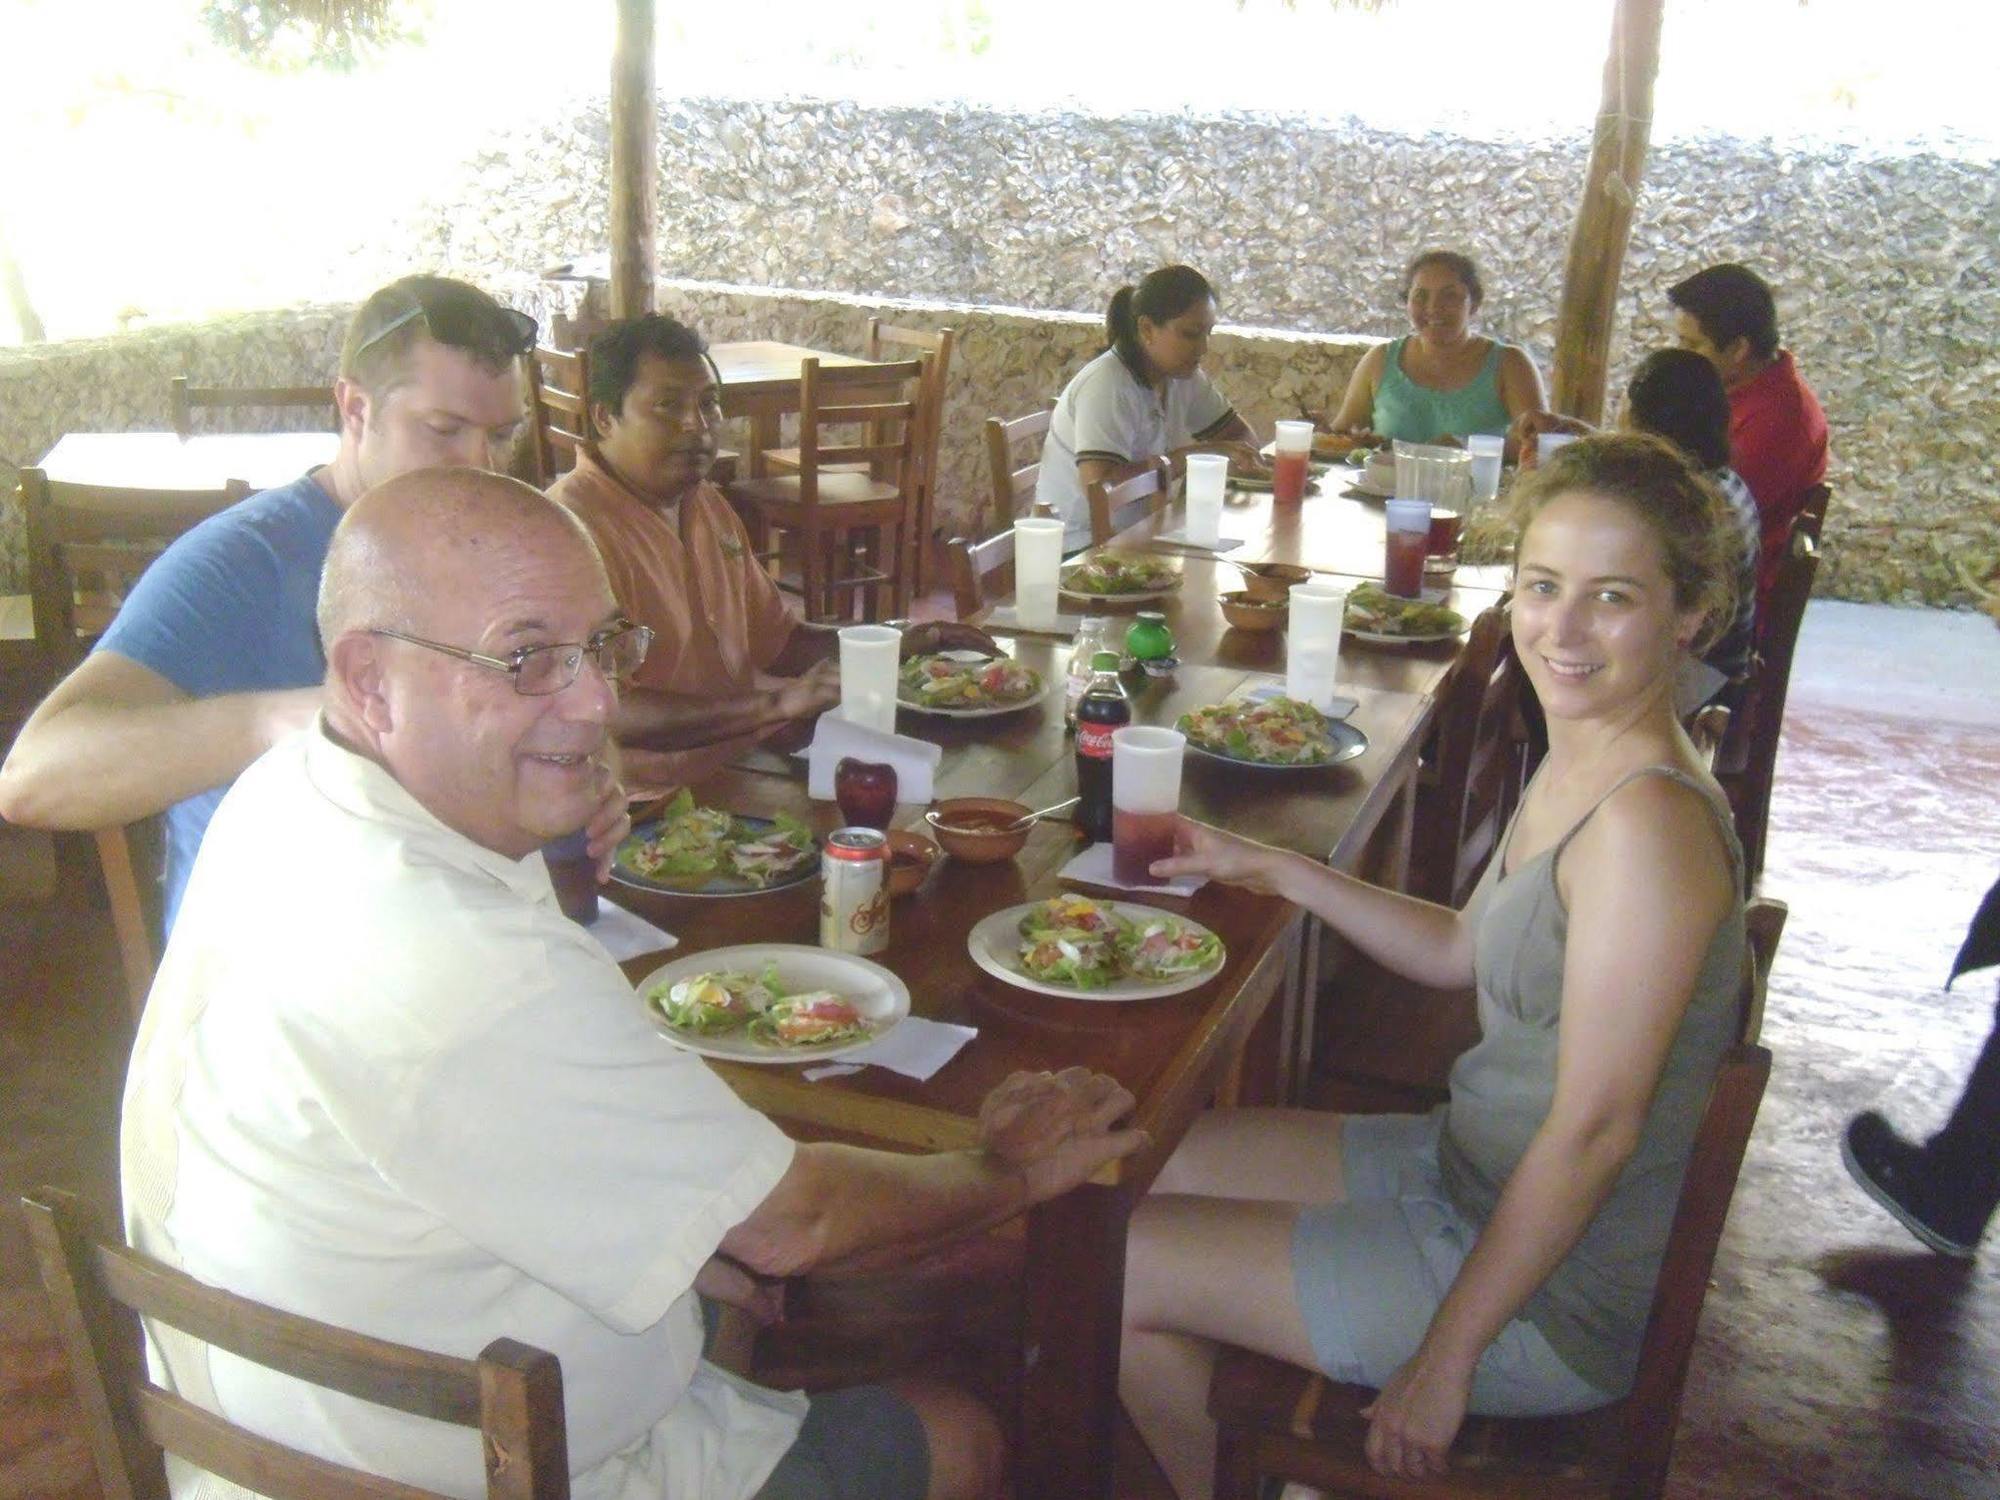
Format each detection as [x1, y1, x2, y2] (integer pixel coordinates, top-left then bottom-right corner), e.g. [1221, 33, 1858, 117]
[819, 827, 890, 955]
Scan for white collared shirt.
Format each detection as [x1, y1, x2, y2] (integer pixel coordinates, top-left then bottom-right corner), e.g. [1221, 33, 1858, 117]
[122, 723, 803, 1500]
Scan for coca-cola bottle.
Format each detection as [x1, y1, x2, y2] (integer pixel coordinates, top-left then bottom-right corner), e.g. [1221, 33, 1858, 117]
[1074, 651, 1130, 843]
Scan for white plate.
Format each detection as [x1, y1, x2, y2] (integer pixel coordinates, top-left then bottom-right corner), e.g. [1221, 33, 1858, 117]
[1346, 626, 1466, 646]
[1344, 472, 1396, 498]
[896, 653, 1049, 718]
[1182, 718, 1369, 770]
[636, 944, 910, 1064]
[967, 902, 1227, 1002]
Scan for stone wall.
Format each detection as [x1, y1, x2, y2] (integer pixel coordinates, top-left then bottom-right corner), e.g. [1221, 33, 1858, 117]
[398, 97, 2000, 606]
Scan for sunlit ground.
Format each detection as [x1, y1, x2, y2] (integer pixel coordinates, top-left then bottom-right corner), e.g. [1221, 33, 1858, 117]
[2, 0, 1998, 343]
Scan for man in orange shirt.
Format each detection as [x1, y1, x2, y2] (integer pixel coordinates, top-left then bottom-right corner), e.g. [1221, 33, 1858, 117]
[549, 315, 988, 791]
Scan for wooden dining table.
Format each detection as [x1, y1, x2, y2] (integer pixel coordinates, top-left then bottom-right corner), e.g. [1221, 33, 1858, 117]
[709, 339, 880, 478]
[34, 430, 339, 493]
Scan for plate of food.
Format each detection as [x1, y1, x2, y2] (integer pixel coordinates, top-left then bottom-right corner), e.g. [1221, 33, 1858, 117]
[1059, 551, 1182, 601]
[967, 895, 1227, 1002]
[1343, 582, 1469, 644]
[637, 944, 909, 1063]
[897, 651, 1048, 717]
[611, 789, 818, 896]
[1177, 695, 1367, 769]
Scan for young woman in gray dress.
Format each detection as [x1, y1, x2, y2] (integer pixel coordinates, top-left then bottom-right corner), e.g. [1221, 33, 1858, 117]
[1121, 432, 1747, 1498]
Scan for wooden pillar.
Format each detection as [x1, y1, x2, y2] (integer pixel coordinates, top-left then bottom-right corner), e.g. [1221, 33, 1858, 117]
[1549, 0, 1664, 423]
[608, 0, 657, 320]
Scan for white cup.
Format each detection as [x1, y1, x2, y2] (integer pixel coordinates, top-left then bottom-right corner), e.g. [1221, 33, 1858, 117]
[1537, 431, 1579, 465]
[837, 625, 901, 735]
[1273, 420, 1314, 456]
[1183, 454, 1227, 549]
[1014, 516, 1066, 629]
[1285, 582, 1349, 712]
[1466, 433, 1504, 502]
[1111, 726, 1187, 815]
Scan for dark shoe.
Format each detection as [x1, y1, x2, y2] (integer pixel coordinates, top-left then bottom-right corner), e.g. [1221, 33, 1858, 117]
[1842, 1111, 1984, 1258]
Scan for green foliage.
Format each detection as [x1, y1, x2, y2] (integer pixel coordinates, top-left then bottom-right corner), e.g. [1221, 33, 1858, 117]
[198, 0, 425, 72]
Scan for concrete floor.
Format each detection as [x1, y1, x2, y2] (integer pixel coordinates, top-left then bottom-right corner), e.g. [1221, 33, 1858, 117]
[1, 602, 1996, 1499]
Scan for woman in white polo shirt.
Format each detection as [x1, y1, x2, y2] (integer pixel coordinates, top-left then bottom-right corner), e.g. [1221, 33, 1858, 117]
[1036, 264, 1267, 548]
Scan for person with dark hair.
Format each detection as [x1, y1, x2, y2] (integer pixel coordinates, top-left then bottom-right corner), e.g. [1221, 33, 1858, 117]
[1667, 262, 1828, 600]
[1327, 249, 1546, 450]
[0, 274, 601, 937]
[1035, 264, 1264, 548]
[1843, 869, 2000, 1259]
[547, 313, 992, 791]
[1117, 433, 1747, 1497]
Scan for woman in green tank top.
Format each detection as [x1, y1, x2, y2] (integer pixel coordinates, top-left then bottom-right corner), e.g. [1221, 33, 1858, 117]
[1327, 249, 1547, 452]
[1117, 434, 1746, 1498]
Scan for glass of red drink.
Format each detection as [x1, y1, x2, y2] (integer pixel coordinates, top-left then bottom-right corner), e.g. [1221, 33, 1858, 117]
[1384, 498, 1431, 599]
[1110, 726, 1186, 884]
[1271, 420, 1314, 505]
[835, 757, 899, 829]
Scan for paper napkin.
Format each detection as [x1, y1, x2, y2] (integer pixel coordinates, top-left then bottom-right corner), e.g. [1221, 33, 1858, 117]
[803, 1015, 978, 1083]
[983, 604, 1085, 637]
[1059, 841, 1207, 898]
[805, 715, 944, 804]
[585, 899, 680, 961]
[1153, 528, 1247, 554]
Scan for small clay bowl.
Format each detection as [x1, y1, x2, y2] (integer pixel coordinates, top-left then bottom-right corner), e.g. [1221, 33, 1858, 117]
[883, 829, 939, 896]
[1239, 562, 1312, 603]
[1220, 590, 1288, 632]
[925, 798, 1033, 864]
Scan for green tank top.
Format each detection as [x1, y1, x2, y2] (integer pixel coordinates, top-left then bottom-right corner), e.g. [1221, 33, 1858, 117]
[1438, 765, 1745, 1395]
[1371, 335, 1514, 443]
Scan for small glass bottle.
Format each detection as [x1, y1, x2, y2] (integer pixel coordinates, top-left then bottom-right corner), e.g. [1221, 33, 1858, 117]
[1064, 616, 1108, 729]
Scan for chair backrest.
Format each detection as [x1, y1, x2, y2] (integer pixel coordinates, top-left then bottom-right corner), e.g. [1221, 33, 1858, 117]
[23, 1186, 570, 1500]
[865, 320, 954, 487]
[1739, 895, 1788, 1046]
[983, 405, 1053, 535]
[946, 530, 1015, 621]
[1714, 529, 1819, 883]
[791, 356, 926, 509]
[1410, 602, 1524, 908]
[528, 345, 593, 485]
[1613, 1042, 1772, 1497]
[170, 377, 336, 440]
[1085, 459, 1173, 547]
[1791, 483, 1832, 547]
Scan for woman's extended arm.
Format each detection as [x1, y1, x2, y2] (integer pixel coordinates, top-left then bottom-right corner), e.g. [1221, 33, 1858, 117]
[1496, 347, 1550, 459]
[1358, 777, 1736, 1480]
[1149, 816, 1477, 991]
[1329, 344, 1387, 435]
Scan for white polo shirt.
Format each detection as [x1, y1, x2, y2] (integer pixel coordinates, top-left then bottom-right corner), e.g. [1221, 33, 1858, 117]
[1034, 347, 1235, 547]
[122, 724, 804, 1500]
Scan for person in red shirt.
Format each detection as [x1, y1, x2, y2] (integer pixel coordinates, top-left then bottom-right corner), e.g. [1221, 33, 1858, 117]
[1668, 263, 1828, 600]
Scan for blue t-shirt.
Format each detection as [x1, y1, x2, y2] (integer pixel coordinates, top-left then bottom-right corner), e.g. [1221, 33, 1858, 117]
[95, 472, 342, 934]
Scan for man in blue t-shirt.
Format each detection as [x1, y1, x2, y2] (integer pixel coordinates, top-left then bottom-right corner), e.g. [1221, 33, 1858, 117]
[0, 276, 553, 934]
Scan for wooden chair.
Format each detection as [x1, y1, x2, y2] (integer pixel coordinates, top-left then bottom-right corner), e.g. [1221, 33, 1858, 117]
[1791, 483, 1832, 547]
[527, 344, 592, 484]
[1085, 458, 1173, 547]
[22, 1186, 569, 1500]
[1210, 1049, 1772, 1500]
[946, 530, 1016, 621]
[1713, 529, 1819, 886]
[22, 467, 249, 1018]
[728, 356, 927, 622]
[1408, 602, 1525, 909]
[1208, 908, 1786, 1500]
[169, 376, 335, 439]
[983, 405, 1054, 536]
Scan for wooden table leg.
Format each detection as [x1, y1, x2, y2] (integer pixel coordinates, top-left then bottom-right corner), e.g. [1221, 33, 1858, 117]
[1019, 1182, 1128, 1500]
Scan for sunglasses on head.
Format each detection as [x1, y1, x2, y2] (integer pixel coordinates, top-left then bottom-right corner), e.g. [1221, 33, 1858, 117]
[351, 288, 538, 364]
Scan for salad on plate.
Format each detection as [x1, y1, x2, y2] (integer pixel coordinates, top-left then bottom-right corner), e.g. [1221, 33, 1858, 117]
[1012, 895, 1220, 990]
[1344, 582, 1467, 639]
[647, 963, 877, 1049]
[1179, 696, 1342, 766]
[617, 788, 816, 889]
[1060, 551, 1181, 596]
[898, 653, 1044, 710]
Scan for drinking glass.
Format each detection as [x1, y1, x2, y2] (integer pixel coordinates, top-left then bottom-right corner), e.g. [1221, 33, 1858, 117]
[541, 829, 599, 925]
[1384, 498, 1431, 598]
[1286, 582, 1349, 713]
[837, 624, 901, 735]
[1466, 433, 1504, 502]
[1111, 726, 1186, 883]
[1184, 453, 1227, 548]
[1014, 516, 1066, 629]
[1272, 420, 1314, 505]
[1537, 431, 1579, 466]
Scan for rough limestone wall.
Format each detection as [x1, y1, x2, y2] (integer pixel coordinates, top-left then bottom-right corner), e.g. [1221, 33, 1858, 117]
[399, 97, 2000, 606]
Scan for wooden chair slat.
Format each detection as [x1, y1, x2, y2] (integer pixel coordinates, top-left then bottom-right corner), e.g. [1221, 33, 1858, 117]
[528, 346, 593, 485]
[137, 1388, 443, 1500]
[983, 406, 1053, 536]
[1085, 459, 1172, 547]
[947, 530, 1016, 621]
[170, 376, 336, 439]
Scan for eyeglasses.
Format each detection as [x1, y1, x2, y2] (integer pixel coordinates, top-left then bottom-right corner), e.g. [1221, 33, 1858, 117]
[350, 287, 539, 366]
[370, 621, 653, 696]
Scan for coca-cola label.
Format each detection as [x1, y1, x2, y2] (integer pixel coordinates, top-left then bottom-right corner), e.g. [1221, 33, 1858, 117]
[1078, 722, 1117, 759]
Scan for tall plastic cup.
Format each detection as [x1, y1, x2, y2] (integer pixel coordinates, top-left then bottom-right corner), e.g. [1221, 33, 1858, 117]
[837, 624, 901, 735]
[1272, 420, 1314, 505]
[1286, 582, 1349, 713]
[1537, 431, 1579, 466]
[1111, 726, 1186, 884]
[1184, 454, 1227, 549]
[1014, 516, 1065, 629]
[1384, 498, 1431, 599]
[1467, 433, 1504, 502]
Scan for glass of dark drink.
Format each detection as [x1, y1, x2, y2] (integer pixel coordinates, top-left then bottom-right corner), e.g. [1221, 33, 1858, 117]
[541, 829, 600, 925]
[835, 757, 899, 829]
[1110, 727, 1186, 885]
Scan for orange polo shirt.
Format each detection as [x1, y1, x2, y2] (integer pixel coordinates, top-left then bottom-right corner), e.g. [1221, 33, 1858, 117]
[550, 449, 798, 792]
